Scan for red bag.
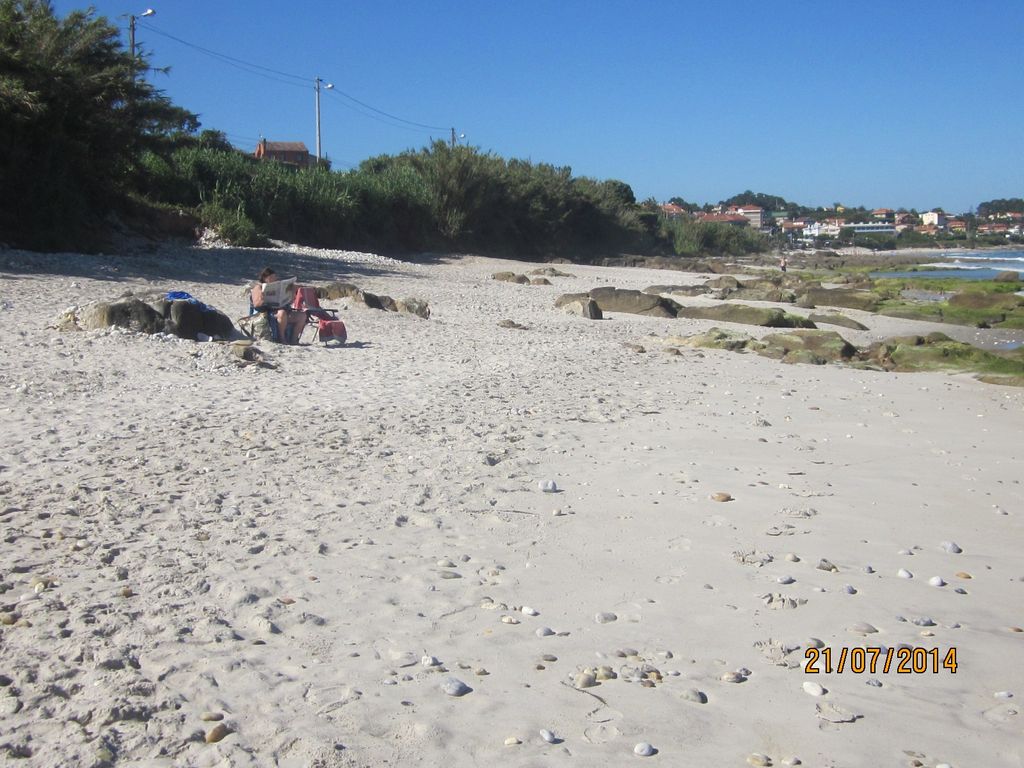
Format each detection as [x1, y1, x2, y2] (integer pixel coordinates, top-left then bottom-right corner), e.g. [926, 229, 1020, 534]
[317, 318, 347, 343]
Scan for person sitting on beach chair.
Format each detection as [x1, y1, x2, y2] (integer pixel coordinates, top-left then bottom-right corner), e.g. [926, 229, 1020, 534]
[250, 267, 306, 344]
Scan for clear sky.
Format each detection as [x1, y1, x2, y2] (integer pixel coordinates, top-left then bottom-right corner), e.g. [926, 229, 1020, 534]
[54, 0, 1023, 214]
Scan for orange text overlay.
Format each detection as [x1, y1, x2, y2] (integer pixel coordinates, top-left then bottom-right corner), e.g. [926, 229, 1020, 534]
[804, 646, 957, 674]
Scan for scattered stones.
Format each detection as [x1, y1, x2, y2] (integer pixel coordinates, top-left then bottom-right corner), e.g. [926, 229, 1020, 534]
[720, 671, 746, 683]
[595, 666, 616, 680]
[897, 568, 913, 579]
[760, 593, 806, 610]
[777, 575, 796, 585]
[785, 553, 800, 562]
[929, 576, 946, 587]
[521, 606, 539, 616]
[941, 541, 962, 554]
[595, 612, 618, 624]
[816, 558, 839, 573]
[539, 480, 558, 493]
[747, 753, 772, 767]
[955, 571, 972, 579]
[421, 655, 441, 667]
[842, 585, 857, 595]
[200, 712, 223, 722]
[539, 729, 557, 744]
[536, 627, 555, 637]
[711, 492, 734, 502]
[734, 550, 774, 567]
[504, 736, 521, 746]
[501, 615, 520, 625]
[634, 742, 656, 757]
[440, 677, 472, 697]
[802, 681, 826, 696]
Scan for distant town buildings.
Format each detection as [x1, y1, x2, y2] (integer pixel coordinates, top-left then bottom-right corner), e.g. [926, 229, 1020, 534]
[660, 201, 1022, 243]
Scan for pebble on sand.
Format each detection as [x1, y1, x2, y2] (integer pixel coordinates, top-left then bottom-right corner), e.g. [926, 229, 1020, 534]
[539, 480, 558, 493]
[802, 681, 826, 696]
[205, 723, 230, 744]
[747, 753, 772, 767]
[440, 677, 472, 697]
[634, 742, 656, 757]
[711, 492, 733, 502]
[504, 736, 521, 746]
[539, 729, 557, 743]
[595, 612, 618, 624]
[928, 576, 946, 587]
[940, 541, 962, 554]
[897, 568, 913, 579]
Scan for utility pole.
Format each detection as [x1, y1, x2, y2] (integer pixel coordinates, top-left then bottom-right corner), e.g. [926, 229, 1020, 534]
[127, 9, 155, 61]
[450, 127, 456, 148]
[315, 77, 333, 163]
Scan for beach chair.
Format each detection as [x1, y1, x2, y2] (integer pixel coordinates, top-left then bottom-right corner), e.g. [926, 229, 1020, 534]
[291, 286, 347, 345]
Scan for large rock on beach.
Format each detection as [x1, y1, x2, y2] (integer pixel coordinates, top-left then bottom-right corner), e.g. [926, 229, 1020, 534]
[993, 271, 1020, 283]
[493, 271, 530, 284]
[316, 281, 429, 318]
[675, 305, 815, 328]
[807, 312, 869, 331]
[588, 287, 680, 317]
[80, 298, 164, 334]
[947, 291, 1023, 311]
[644, 284, 711, 298]
[555, 293, 602, 319]
[797, 288, 880, 312]
[755, 330, 857, 365]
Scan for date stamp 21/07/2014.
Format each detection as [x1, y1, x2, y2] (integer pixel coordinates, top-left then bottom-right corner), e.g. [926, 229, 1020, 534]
[804, 646, 957, 675]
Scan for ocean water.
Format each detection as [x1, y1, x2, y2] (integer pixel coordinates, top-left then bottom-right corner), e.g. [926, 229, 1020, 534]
[873, 249, 1024, 281]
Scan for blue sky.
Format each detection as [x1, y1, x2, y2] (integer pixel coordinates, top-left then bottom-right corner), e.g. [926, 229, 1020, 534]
[56, 0, 1023, 213]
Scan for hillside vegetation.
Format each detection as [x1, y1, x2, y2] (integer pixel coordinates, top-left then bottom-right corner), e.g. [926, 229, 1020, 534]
[0, 1, 766, 261]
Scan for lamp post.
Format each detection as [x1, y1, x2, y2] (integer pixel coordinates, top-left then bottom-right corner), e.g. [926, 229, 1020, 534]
[128, 8, 155, 60]
[315, 77, 333, 162]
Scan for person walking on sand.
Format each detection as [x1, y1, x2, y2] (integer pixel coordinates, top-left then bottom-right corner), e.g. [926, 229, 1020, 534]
[251, 267, 306, 344]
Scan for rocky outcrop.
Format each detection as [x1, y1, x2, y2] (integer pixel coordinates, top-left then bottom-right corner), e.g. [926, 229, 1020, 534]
[796, 288, 880, 312]
[994, 270, 1020, 283]
[755, 330, 858, 365]
[76, 295, 234, 340]
[664, 328, 755, 352]
[675, 305, 815, 328]
[588, 287, 680, 317]
[807, 312, 868, 331]
[643, 284, 711, 298]
[529, 267, 575, 277]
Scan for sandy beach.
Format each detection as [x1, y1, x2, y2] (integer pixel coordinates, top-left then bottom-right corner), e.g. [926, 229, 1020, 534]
[0, 243, 1021, 767]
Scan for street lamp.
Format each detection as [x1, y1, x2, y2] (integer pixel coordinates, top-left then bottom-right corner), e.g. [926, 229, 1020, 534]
[128, 9, 155, 60]
[315, 77, 333, 162]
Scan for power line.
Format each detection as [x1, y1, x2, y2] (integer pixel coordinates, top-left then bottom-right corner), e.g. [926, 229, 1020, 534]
[138, 21, 447, 133]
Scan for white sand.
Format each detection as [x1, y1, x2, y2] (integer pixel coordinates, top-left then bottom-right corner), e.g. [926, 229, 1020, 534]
[0, 243, 1021, 767]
